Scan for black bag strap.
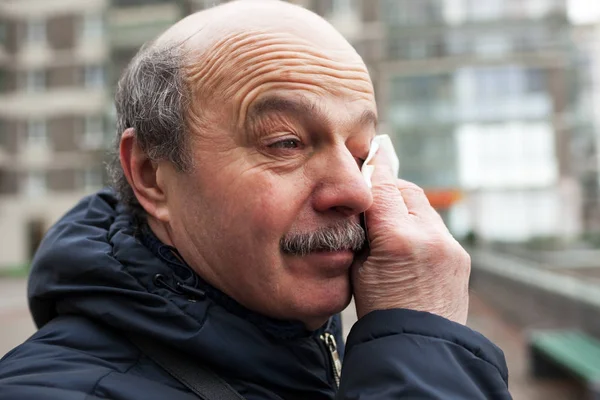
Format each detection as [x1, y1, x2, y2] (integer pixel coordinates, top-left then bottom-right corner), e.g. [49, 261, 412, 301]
[128, 334, 245, 400]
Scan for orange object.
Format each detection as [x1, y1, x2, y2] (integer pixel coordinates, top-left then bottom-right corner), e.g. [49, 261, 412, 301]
[424, 189, 462, 209]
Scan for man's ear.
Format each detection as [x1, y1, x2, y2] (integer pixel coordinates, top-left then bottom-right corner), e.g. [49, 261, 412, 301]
[119, 128, 170, 222]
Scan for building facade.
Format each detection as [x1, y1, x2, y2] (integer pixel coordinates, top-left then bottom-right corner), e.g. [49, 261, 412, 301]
[0, 0, 111, 268]
[384, 0, 581, 242]
[304, 0, 583, 242]
[571, 23, 600, 234]
[317, 0, 581, 242]
[0, 0, 209, 269]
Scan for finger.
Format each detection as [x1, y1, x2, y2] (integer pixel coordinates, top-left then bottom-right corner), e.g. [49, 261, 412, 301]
[365, 150, 408, 225]
[396, 179, 445, 223]
[396, 179, 430, 214]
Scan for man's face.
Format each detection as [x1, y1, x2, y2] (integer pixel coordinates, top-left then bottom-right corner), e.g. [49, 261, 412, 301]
[162, 28, 376, 327]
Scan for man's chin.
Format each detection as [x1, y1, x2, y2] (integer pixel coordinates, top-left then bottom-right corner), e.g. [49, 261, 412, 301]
[292, 278, 352, 329]
[303, 298, 351, 331]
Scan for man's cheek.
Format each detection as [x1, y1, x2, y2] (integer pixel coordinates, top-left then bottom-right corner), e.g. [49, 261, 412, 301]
[250, 184, 302, 236]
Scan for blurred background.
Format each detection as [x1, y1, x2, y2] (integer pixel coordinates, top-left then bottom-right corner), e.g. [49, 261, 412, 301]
[2, 0, 600, 398]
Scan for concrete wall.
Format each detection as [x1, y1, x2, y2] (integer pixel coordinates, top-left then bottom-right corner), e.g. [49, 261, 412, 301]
[471, 250, 600, 338]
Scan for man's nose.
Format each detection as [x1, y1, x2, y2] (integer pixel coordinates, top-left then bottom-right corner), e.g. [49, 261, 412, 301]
[311, 145, 374, 217]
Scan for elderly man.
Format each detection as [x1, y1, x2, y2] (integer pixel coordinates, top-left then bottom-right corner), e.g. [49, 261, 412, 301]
[0, 1, 510, 399]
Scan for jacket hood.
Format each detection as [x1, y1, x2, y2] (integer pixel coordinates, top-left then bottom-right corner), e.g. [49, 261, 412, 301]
[28, 189, 341, 398]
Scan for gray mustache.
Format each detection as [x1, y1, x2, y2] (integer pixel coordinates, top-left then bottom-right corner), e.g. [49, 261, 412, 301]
[280, 220, 366, 256]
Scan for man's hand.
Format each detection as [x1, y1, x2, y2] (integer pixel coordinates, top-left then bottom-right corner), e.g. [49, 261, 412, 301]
[352, 151, 471, 325]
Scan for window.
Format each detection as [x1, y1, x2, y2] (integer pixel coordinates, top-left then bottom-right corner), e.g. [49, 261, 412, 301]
[503, 0, 528, 18]
[26, 18, 46, 44]
[446, 32, 470, 56]
[82, 167, 103, 192]
[466, 0, 503, 21]
[391, 74, 452, 104]
[472, 66, 548, 99]
[388, 32, 446, 60]
[515, 26, 551, 52]
[26, 70, 45, 92]
[332, 0, 356, 17]
[81, 14, 104, 39]
[27, 120, 47, 148]
[526, 69, 546, 93]
[82, 116, 104, 149]
[457, 122, 556, 189]
[526, 0, 555, 18]
[408, 40, 429, 59]
[84, 65, 105, 88]
[456, 66, 552, 121]
[473, 67, 522, 100]
[390, 74, 454, 125]
[23, 171, 46, 197]
[381, 0, 444, 26]
[474, 34, 511, 57]
[380, 0, 401, 24]
[397, 130, 458, 188]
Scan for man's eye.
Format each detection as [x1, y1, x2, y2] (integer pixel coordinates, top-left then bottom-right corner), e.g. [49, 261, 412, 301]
[268, 139, 301, 149]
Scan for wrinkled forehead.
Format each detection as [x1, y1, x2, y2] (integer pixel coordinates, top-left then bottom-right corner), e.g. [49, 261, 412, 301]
[154, 2, 375, 126]
[187, 27, 374, 125]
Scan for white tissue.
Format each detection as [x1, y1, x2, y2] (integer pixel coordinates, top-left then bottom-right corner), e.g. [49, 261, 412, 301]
[361, 134, 400, 188]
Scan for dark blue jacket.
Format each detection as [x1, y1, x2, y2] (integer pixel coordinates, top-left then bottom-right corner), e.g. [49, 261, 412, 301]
[0, 190, 511, 399]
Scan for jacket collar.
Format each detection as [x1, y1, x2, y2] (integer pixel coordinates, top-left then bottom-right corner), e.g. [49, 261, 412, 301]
[138, 222, 321, 340]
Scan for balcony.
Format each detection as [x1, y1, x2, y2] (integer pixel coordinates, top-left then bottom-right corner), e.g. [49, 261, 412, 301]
[0, 88, 108, 119]
[385, 20, 569, 64]
[380, 0, 567, 30]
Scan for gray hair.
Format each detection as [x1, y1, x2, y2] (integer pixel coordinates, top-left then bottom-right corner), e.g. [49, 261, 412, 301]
[280, 220, 366, 256]
[107, 42, 192, 218]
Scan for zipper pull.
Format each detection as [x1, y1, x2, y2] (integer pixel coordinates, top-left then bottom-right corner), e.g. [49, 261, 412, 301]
[321, 332, 342, 388]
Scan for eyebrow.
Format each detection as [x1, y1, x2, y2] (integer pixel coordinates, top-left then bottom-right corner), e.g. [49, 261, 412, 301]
[359, 109, 378, 129]
[245, 95, 378, 131]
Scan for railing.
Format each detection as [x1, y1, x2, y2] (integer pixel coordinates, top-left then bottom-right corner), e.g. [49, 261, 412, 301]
[470, 247, 600, 309]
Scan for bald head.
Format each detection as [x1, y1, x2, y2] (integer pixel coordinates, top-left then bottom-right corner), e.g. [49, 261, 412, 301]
[155, 0, 355, 55]
[153, 1, 371, 130]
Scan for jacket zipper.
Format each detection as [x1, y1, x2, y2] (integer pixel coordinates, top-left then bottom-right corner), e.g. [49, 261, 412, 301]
[320, 331, 342, 388]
